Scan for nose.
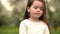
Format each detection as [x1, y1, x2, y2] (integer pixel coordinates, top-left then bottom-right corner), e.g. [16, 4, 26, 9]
[37, 8, 40, 12]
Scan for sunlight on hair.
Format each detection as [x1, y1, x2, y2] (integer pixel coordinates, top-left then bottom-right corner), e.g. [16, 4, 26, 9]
[1, 0, 15, 11]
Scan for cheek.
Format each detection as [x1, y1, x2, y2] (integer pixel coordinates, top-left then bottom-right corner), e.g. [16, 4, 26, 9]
[40, 11, 43, 15]
[29, 9, 36, 17]
[30, 7, 35, 12]
[29, 7, 36, 14]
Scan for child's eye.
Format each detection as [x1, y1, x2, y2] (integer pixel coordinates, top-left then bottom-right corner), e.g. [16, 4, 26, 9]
[33, 6, 44, 10]
[33, 7, 38, 9]
[39, 7, 43, 10]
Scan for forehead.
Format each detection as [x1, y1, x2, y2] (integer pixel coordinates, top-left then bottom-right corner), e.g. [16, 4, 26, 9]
[32, 0, 43, 7]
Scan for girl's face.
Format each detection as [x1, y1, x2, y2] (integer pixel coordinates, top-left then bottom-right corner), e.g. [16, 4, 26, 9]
[27, 0, 44, 19]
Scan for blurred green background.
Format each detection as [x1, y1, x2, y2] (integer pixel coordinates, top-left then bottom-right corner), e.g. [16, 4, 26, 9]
[0, 0, 60, 34]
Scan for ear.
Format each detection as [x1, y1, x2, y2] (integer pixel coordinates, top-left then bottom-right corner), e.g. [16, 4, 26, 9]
[27, 7, 30, 12]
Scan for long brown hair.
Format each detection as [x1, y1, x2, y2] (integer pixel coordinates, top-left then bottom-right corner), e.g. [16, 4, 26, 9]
[23, 0, 50, 33]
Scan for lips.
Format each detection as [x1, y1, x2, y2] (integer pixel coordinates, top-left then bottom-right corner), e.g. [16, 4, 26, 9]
[34, 12, 42, 17]
[34, 13, 41, 15]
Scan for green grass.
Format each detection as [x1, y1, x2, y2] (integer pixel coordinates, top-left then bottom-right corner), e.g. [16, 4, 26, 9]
[0, 26, 60, 34]
[0, 26, 19, 34]
[51, 27, 60, 34]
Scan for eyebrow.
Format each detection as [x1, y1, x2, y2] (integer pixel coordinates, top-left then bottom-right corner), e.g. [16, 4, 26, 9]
[34, 6, 44, 8]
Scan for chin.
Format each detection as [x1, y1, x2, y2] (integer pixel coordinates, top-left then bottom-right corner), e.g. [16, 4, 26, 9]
[34, 16, 40, 19]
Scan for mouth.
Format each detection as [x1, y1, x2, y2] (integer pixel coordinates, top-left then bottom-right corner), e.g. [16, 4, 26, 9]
[34, 13, 42, 17]
[35, 13, 40, 15]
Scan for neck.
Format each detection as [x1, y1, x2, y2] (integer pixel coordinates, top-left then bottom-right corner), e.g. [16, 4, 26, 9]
[28, 17, 40, 22]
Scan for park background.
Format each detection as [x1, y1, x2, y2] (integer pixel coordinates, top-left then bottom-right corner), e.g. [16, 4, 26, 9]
[0, 0, 60, 34]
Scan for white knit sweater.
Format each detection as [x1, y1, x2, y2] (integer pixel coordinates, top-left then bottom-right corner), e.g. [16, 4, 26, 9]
[19, 19, 50, 34]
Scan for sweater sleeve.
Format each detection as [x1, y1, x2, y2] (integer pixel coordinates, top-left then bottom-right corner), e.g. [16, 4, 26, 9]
[44, 25, 50, 34]
[19, 21, 27, 34]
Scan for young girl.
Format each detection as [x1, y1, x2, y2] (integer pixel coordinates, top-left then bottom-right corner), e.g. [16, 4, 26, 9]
[19, 0, 50, 34]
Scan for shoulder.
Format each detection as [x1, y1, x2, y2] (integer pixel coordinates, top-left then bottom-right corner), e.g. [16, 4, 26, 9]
[40, 21, 48, 29]
[20, 19, 29, 25]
